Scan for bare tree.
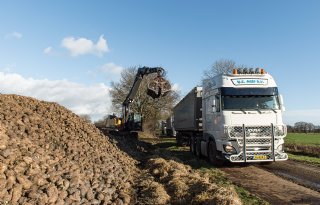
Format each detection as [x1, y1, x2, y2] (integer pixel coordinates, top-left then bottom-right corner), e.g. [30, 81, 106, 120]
[203, 59, 236, 79]
[287, 125, 294, 133]
[294, 121, 305, 133]
[110, 67, 179, 132]
[294, 121, 315, 133]
[306, 122, 315, 133]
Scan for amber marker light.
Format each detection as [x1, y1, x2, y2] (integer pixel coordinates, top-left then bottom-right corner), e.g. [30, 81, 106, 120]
[233, 69, 238, 74]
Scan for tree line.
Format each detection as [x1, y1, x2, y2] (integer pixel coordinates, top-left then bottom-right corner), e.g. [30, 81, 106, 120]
[287, 121, 320, 133]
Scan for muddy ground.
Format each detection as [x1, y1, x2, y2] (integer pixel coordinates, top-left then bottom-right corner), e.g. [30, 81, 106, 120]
[259, 160, 320, 192]
[115, 135, 320, 205]
[104, 132, 242, 205]
[221, 164, 320, 205]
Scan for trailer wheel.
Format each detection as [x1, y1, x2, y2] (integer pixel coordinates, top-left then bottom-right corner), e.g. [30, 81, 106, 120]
[208, 140, 223, 166]
[176, 133, 182, 146]
[190, 136, 196, 154]
[195, 137, 202, 158]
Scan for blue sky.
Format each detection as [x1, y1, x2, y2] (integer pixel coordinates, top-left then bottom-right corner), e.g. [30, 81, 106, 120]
[1, 0, 320, 125]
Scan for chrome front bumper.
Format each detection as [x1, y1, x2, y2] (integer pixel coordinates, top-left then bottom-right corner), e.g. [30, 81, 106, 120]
[225, 124, 288, 163]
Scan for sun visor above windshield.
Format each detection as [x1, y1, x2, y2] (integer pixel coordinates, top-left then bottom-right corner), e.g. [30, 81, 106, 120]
[221, 87, 278, 96]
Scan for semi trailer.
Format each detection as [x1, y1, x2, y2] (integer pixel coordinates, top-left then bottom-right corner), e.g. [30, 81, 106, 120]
[174, 68, 288, 165]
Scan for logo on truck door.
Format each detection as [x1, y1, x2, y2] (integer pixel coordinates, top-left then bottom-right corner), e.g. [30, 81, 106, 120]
[232, 78, 268, 85]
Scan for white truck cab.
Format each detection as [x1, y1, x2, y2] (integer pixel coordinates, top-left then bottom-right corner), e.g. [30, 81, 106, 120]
[201, 68, 288, 163]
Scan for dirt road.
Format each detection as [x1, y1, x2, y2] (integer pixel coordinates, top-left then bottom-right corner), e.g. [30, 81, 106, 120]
[221, 161, 320, 205]
[259, 160, 320, 192]
[107, 135, 320, 204]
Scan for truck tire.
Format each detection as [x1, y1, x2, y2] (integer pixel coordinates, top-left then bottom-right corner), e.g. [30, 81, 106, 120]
[208, 140, 223, 166]
[195, 137, 202, 158]
[190, 136, 196, 154]
[176, 133, 182, 146]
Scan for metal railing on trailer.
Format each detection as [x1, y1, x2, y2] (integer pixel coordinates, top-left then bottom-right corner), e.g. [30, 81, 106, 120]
[228, 124, 288, 162]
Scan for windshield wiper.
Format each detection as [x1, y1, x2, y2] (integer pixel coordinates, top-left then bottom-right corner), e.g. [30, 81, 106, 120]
[240, 108, 247, 114]
[258, 108, 277, 113]
[255, 108, 262, 114]
[270, 108, 277, 113]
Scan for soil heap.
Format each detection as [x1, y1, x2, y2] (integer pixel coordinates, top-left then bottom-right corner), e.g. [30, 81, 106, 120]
[0, 94, 136, 204]
[0, 94, 242, 205]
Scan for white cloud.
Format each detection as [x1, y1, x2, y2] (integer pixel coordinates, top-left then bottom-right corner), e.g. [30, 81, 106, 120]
[0, 63, 16, 72]
[61, 35, 109, 57]
[283, 109, 320, 126]
[5, 31, 23, 39]
[99, 63, 124, 75]
[0, 72, 111, 121]
[43, 46, 53, 54]
[96, 35, 108, 53]
[12, 32, 23, 39]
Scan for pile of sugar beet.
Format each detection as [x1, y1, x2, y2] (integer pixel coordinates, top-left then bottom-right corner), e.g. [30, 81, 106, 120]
[0, 94, 136, 204]
[0, 94, 242, 205]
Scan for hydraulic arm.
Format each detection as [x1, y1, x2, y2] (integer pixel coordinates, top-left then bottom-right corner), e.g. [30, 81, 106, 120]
[122, 66, 171, 131]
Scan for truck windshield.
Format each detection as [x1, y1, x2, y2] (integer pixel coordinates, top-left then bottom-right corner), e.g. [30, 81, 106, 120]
[222, 95, 280, 110]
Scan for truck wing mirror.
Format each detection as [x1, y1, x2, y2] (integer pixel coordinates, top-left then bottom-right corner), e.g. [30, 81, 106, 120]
[212, 99, 217, 112]
[279, 95, 286, 112]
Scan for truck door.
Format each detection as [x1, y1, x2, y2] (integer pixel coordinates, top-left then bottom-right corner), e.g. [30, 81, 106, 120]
[212, 94, 222, 133]
[204, 95, 214, 132]
[204, 89, 221, 131]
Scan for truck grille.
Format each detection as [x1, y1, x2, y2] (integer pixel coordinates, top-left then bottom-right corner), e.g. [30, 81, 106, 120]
[228, 125, 272, 138]
[237, 138, 271, 146]
[226, 124, 288, 162]
[227, 125, 286, 138]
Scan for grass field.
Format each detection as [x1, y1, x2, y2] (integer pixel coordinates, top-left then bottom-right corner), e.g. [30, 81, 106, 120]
[284, 133, 320, 164]
[288, 153, 320, 167]
[285, 133, 320, 146]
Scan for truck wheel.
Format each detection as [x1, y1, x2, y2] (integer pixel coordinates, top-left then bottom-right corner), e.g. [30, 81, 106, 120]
[196, 137, 202, 158]
[208, 141, 223, 167]
[176, 133, 182, 146]
[190, 136, 196, 154]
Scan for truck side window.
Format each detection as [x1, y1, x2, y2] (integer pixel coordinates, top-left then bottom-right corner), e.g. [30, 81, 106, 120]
[205, 98, 211, 115]
[215, 95, 220, 112]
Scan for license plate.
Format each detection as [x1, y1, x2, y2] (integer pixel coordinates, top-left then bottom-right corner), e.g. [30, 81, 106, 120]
[253, 155, 267, 160]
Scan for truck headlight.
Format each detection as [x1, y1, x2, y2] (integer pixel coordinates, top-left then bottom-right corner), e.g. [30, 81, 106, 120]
[223, 145, 237, 154]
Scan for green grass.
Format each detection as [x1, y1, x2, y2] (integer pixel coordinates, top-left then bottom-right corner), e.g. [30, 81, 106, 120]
[288, 153, 320, 167]
[235, 186, 269, 205]
[285, 133, 320, 146]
